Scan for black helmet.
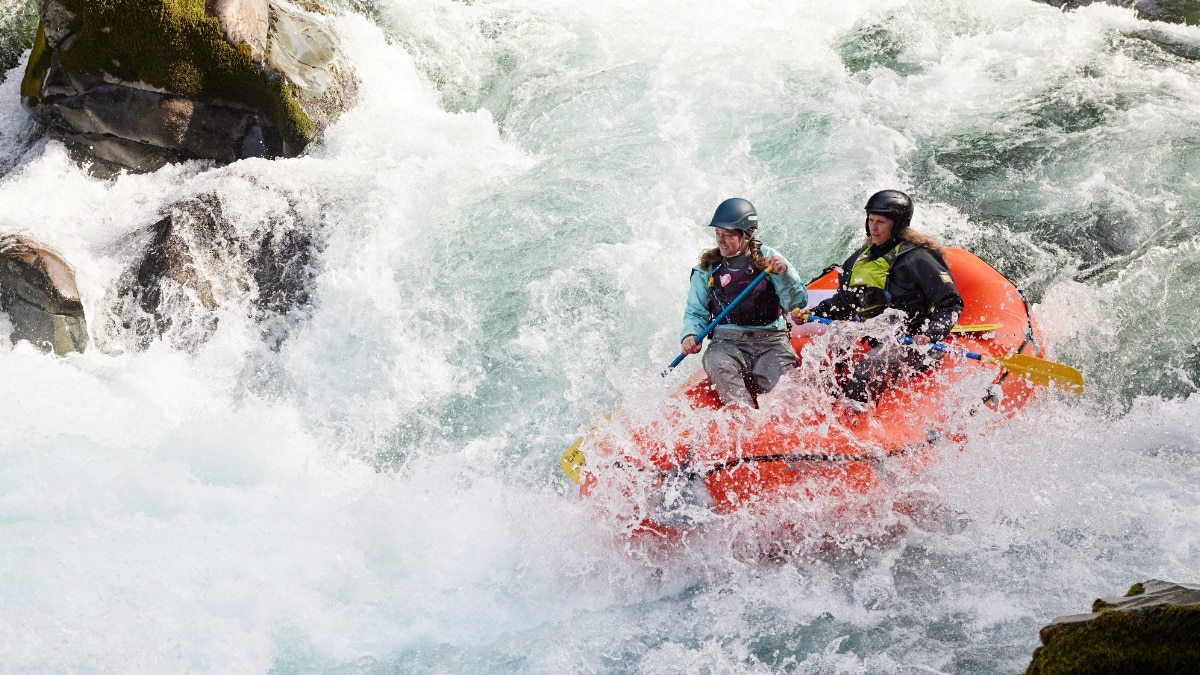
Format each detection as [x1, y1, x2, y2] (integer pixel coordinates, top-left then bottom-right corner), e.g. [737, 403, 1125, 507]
[709, 198, 758, 234]
[864, 190, 914, 234]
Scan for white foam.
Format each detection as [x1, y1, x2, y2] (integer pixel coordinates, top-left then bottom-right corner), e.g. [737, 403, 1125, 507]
[1, 0, 1199, 670]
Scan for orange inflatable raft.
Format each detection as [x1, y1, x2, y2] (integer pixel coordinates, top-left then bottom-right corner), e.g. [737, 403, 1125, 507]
[562, 248, 1081, 538]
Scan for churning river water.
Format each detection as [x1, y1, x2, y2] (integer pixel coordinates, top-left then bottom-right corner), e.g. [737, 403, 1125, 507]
[1, 0, 1199, 672]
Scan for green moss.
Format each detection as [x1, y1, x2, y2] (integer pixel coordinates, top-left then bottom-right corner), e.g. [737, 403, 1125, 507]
[1126, 583, 1146, 598]
[1026, 605, 1200, 674]
[53, 0, 313, 152]
[19, 20, 48, 101]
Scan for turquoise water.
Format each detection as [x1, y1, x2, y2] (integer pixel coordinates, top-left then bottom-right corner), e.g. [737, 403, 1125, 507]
[1, 0, 1199, 672]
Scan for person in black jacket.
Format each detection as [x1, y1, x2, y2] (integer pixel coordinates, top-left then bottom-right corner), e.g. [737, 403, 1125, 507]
[802, 190, 963, 408]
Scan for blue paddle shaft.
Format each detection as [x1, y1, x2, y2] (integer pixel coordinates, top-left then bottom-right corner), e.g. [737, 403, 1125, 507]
[663, 269, 770, 376]
[898, 335, 983, 361]
[810, 316, 984, 360]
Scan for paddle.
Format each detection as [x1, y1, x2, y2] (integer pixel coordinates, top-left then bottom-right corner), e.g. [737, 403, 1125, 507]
[799, 314, 1001, 334]
[563, 269, 774, 484]
[662, 268, 771, 377]
[950, 323, 1002, 333]
[922, 341, 1085, 394]
[561, 438, 585, 485]
[800, 314, 1084, 393]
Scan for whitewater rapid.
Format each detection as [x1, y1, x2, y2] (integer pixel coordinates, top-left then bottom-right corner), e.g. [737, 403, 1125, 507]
[1, 0, 1199, 672]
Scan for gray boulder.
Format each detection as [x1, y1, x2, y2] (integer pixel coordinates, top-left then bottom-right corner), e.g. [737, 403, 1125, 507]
[1026, 579, 1200, 673]
[20, 0, 357, 175]
[99, 192, 322, 352]
[0, 233, 88, 354]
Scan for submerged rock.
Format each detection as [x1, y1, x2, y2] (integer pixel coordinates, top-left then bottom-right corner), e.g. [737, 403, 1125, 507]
[20, 0, 357, 175]
[1034, 0, 1200, 26]
[0, 234, 88, 354]
[1026, 579, 1200, 674]
[99, 192, 322, 352]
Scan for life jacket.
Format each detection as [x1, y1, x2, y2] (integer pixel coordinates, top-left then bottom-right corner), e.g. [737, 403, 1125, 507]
[706, 259, 782, 327]
[844, 242, 909, 319]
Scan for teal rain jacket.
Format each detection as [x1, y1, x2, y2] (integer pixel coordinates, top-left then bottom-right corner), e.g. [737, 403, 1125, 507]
[679, 244, 808, 343]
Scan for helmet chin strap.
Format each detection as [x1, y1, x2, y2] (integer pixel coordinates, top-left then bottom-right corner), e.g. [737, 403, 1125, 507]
[742, 230, 758, 252]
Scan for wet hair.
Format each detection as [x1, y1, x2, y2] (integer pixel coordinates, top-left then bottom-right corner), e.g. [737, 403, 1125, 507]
[865, 228, 945, 253]
[699, 231, 769, 270]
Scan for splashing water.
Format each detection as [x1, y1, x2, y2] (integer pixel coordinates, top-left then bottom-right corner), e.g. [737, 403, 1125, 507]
[1, 0, 1199, 671]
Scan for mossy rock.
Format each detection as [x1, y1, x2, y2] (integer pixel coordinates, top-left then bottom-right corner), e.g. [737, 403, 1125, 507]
[1026, 580, 1200, 674]
[20, 0, 355, 173]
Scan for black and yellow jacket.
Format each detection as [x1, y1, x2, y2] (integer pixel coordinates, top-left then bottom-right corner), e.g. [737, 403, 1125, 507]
[810, 238, 963, 342]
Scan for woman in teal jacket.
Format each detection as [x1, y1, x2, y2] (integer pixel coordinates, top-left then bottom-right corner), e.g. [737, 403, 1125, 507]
[679, 198, 807, 408]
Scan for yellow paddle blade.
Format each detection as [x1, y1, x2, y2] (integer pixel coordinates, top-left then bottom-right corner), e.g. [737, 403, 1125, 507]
[561, 413, 612, 483]
[985, 353, 1085, 394]
[561, 439, 586, 485]
[951, 323, 1003, 333]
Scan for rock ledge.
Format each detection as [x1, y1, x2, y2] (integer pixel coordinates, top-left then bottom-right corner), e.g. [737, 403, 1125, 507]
[1026, 579, 1200, 674]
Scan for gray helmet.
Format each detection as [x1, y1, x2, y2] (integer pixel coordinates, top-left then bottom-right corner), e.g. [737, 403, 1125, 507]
[864, 190, 914, 235]
[709, 198, 758, 234]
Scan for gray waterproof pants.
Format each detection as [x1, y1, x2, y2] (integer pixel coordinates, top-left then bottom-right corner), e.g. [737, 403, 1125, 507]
[703, 327, 796, 408]
[842, 339, 943, 404]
